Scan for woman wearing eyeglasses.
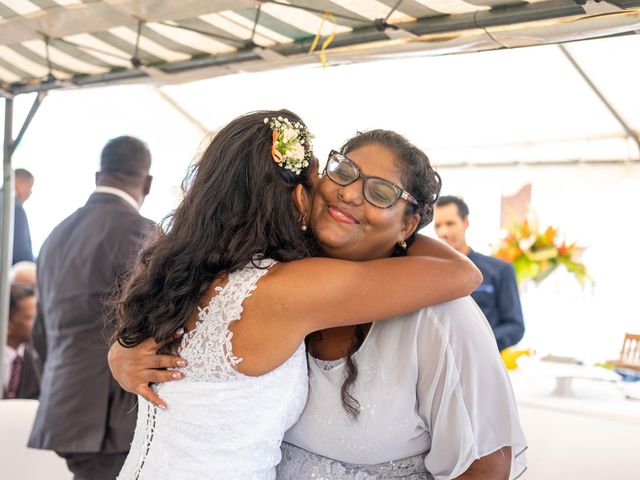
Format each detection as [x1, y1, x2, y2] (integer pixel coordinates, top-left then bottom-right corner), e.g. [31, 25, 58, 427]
[109, 126, 525, 479]
[278, 130, 527, 480]
[111, 113, 482, 480]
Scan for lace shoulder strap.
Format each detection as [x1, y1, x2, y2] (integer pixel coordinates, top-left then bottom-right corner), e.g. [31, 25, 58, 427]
[178, 258, 277, 382]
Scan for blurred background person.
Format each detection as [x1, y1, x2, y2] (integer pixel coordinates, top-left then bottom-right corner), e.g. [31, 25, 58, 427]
[13, 168, 35, 264]
[28, 136, 155, 480]
[10, 260, 37, 287]
[3, 284, 39, 399]
[0, 168, 35, 265]
[435, 195, 525, 351]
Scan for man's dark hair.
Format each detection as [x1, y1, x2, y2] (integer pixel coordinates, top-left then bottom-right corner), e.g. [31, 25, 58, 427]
[100, 136, 151, 178]
[437, 195, 469, 220]
[9, 284, 36, 318]
[15, 168, 34, 182]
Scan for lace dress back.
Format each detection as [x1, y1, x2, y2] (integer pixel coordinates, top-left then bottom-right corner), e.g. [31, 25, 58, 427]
[118, 258, 308, 480]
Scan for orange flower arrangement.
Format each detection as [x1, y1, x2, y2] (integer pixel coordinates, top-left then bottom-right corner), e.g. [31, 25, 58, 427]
[494, 218, 590, 286]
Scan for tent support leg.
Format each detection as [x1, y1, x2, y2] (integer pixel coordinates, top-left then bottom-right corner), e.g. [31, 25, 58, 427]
[558, 44, 640, 157]
[0, 91, 46, 389]
[0, 97, 15, 391]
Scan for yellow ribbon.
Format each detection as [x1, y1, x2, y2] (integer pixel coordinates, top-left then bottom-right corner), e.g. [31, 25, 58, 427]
[308, 12, 336, 68]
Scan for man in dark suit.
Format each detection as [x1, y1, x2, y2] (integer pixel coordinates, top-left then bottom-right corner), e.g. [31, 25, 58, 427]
[28, 136, 155, 480]
[434, 195, 525, 352]
[3, 284, 39, 400]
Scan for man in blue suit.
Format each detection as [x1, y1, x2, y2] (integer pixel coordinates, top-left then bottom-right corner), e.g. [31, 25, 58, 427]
[434, 196, 524, 352]
[0, 168, 35, 264]
[13, 168, 35, 264]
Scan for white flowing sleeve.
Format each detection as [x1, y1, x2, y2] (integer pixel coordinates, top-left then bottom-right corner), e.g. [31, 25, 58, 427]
[417, 297, 527, 480]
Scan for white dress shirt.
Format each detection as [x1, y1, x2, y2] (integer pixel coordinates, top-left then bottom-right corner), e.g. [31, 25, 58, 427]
[94, 186, 140, 211]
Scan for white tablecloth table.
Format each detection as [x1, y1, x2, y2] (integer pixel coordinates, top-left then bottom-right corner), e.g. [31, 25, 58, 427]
[510, 362, 640, 480]
[0, 399, 72, 480]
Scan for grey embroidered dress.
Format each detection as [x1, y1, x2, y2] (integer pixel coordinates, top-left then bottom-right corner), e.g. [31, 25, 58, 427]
[278, 297, 527, 480]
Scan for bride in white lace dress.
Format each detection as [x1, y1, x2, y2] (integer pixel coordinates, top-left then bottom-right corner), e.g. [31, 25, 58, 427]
[111, 111, 481, 479]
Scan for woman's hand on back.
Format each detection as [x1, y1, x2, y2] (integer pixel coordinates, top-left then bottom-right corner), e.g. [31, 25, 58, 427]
[107, 332, 187, 409]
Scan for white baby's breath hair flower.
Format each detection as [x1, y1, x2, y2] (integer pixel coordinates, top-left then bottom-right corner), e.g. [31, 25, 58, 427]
[265, 116, 313, 175]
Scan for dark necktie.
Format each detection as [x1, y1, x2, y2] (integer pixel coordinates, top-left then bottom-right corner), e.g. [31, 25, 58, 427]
[6, 354, 23, 399]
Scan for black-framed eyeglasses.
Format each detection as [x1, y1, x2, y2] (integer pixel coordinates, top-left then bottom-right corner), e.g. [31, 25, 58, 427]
[324, 150, 418, 209]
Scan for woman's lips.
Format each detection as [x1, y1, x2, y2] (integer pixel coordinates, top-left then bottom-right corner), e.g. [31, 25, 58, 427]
[327, 205, 359, 225]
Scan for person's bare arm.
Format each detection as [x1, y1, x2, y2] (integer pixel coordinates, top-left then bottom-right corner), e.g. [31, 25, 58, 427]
[263, 254, 483, 335]
[455, 447, 511, 480]
[110, 250, 483, 408]
[108, 334, 186, 409]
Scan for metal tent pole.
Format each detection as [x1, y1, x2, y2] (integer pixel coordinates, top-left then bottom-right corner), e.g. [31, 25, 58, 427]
[0, 97, 15, 391]
[558, 44, 640, 158]
[0, 91, 46, 391]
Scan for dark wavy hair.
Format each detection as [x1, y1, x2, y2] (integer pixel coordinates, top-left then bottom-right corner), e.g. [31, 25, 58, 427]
[113, 110, 315, 351]
[338, 129, 442, 419]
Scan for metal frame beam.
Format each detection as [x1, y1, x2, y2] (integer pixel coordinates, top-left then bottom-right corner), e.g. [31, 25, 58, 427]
[558, 44, 640, 157]
[154, 88, 209, 136]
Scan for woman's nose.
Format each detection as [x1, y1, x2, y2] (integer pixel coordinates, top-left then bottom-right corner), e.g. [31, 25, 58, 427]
[337, 179, 364, 206]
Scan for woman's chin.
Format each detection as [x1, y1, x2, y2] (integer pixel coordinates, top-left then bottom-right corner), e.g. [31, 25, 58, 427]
[314, 227, 355, 250]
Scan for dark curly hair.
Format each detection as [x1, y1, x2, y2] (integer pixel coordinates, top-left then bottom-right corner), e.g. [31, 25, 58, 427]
[338, 129, 441, 419]
[112, 110, 316, 351]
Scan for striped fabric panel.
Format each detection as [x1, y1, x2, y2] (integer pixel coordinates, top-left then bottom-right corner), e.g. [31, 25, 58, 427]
[90, 31, 165, 65]
[49, 37, 120, 68]
[0, 2, 19, 17]
[3, 0, 639, 90]
[1, 0, 41, 16]
[176, 16, 274, 48]
[232, 8, 313, 41]
[0, 61, 21, 82]
[61, 33, 133, 68]
[330, 0, 416, 23]
[213, 10, 295, 44]
[27, 0, 59, 9]
[285, 0, 372, 28]
[257, 2, 353, 36]
[107, 26, 191, 63]
[145, 22, 236, 56]
[22, 39, 109, 74]
[411, 0, 490, 14]
[51, 0, 84, 5]
[0, 54, 33, 80]
[139, 24, 212, 58]
[462, 0, 523, 6]
[0, 44, 54, 78]
[375, 0, 447, 18]
[2, 43, 73, 76]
